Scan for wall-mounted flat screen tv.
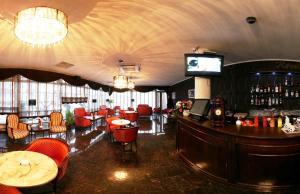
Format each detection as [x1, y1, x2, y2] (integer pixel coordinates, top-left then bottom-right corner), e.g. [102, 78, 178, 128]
[28, 99, 36, 106]
[185, 53, 224, 76]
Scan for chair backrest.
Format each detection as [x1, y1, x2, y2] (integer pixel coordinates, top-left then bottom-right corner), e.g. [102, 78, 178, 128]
[97, 109, 108, 117]
[100, 105, 107, 110]
[107, 108, 115, 116]
[125, 112, 139, 122]
[26, 138, 70, 165]
[113, 126, 139, 143]
[114, 106, 121, 111]
[128, 107, 134, 111]
[7, 114, 19, 130]
[119, 110, 126, 118]
[50, 112, 63, 126]
[74, 108, 86, 117]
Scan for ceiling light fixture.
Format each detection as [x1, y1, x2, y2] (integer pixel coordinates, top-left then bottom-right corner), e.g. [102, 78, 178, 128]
[14, 6, 68, 45]
[128, 80, 135, 89]
[113, 75, 128, 89]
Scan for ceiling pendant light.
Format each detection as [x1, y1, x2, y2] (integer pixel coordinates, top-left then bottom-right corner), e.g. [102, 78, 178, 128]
[113, 75, 128, 89]
[14, 6, 68, 46]
[128, 80, 135, 89]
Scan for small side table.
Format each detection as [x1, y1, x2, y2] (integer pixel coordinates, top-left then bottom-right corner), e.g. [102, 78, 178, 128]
[29, 125, 49, 140]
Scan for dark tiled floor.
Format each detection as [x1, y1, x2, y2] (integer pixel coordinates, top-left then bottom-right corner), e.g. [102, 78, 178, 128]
[2, 115, 300, 194]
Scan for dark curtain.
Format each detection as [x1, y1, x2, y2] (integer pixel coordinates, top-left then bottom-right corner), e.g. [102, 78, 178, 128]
[0, 68, 168, 93]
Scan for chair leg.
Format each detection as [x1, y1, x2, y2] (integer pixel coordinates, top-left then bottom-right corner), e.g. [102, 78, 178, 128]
[122, 143, 125, 162]
[53, 181, 57, 194]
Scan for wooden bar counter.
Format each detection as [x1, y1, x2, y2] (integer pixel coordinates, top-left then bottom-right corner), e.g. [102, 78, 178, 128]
[177, 116, 300, 191]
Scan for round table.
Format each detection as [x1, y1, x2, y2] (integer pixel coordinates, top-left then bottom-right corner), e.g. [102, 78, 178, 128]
[125, 111, 136, 114]
[0, 151, 58, 188]
[112, 119, 130, 126]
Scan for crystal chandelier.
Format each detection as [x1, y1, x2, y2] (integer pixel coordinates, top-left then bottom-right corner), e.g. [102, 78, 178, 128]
[113, 75, 128, 89]
[14, 7, 68, 45]
[128, 80, 135, 89]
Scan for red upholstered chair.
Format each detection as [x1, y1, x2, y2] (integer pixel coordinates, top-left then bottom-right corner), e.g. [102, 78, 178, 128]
[128, 107, 134, 111]
[0, 185, 21, 194]
[26, 138, 70, 193]
[137, 104, 153, 116]
[74, 108, 92, 128]
[113, 126, 139, 161]
[97, 109, 108, 118]
[100, 105, 107, 110]
[153, 107, 161, 114]
[119, 110, 126, 119]
[105, 117, 120, 134]
[125, 112, 139, 124]
[114, 106, 121, 112]
[106, 117, 120, 141]
[107, 108, 115, 116]
[97, 109, 108, 126]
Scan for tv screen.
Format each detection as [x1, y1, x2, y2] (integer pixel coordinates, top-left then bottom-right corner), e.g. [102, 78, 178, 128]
[185, 53, 224, 76]
[28, 99, 36, 106]
[190, 99, 210, 117]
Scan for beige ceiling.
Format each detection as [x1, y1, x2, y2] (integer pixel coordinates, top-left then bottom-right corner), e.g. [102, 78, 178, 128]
[0, 0, 300, 86]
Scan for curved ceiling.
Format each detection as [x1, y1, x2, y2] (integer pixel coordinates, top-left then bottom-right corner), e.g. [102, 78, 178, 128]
[0, 0, 300, 86]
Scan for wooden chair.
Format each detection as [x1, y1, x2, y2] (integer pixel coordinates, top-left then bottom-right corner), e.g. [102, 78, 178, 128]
[49, 112, 67, 139]
[6, 114, 30, 142]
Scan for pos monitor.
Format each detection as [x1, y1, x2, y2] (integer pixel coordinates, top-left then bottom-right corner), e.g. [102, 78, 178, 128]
[190, 99, 210, 120]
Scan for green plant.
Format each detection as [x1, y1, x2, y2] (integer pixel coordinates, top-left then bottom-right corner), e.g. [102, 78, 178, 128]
[65, 110, 75, 126]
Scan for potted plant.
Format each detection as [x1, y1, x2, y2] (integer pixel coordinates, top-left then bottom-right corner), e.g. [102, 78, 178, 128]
[173, 100, 193, 117]
[106, 99, 114, 108]
[65, 110, 75, 129]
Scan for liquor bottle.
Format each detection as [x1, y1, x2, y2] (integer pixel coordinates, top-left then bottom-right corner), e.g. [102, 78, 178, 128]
[268, 96, 272, 106]
[279, 83, 282, 93]
[256, 84, 259, 92]
[279, 95, 283, 104]
[272, 94, 275, 105]
[285, 88, 289, 97]
[275, 84, 278, 93]
[261, 97, 265, 105]
[255, 96, 259, 105]
[254, 116, 259, 127]
[270, 117, 275, 128]
[262, 116, 267, 128]
[285, 77, 288, 86]
[251, 95, 254, 105]
[264, 86, 267, 93]
[291, 76, 294, 86]
[260, 86, 263, 93]
[291, 89, 295, 98]
[275, 96, 279, 105]
[250, 85, 255, 93]
[277, 116, 283, 128]
[296, 90, 299, 98]
[267, 85, 271, 93]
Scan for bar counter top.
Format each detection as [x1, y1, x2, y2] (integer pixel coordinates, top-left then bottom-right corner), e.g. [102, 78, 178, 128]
[180, 117, 300, 139]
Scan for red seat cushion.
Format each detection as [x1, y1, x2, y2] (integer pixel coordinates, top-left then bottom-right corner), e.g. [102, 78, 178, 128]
[0, 185, 21, 194]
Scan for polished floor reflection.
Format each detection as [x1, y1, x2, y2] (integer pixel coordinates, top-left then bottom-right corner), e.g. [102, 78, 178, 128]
[1, 115, 299, 194]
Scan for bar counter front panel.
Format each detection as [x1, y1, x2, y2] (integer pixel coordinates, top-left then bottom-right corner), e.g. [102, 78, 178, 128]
[177, 117, 300, 190]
